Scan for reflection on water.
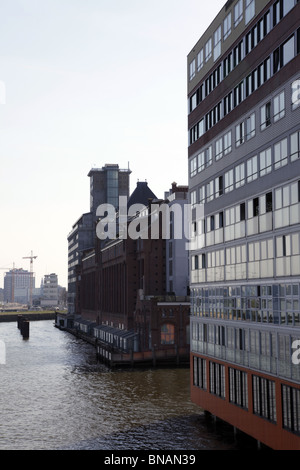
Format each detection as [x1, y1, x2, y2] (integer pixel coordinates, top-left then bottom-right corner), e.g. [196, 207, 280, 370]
[0, 320, 252, 450]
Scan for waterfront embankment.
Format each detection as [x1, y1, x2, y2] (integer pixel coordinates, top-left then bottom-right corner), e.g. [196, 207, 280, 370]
[0, 310, 57, 323]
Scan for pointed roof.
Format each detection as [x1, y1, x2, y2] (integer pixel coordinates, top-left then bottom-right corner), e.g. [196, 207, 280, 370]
[127, 181, 157, 208]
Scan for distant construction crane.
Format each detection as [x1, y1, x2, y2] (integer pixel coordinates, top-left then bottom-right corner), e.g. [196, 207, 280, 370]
[23, 251, 38, 306]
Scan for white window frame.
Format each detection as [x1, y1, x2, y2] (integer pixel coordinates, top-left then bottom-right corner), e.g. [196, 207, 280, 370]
[234, 0, 243, 27]
[214, 26, 222, 61]
[245, 0, 255, 25]
[205, 38, 212, 62]
[224, 12, 232, 40]
[189, 59, 196, 81]
[197, 49, 204, 71]
[274, 91, 285, 122]
[247, 155, 258, 183]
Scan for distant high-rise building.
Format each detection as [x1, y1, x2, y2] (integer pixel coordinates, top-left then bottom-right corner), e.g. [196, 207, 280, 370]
[188, 0, 300, 450]
[41, 273, 58, 308]
[67, 164, 131, 313]
[4, 269, 34, 303]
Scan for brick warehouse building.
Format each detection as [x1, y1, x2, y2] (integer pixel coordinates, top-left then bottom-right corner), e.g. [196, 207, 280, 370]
[188, 0, 300, 449]
[75, 182, 190, 366]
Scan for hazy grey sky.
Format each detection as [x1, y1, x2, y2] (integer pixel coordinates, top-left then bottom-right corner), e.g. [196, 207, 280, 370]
[0, 0, 224, 288]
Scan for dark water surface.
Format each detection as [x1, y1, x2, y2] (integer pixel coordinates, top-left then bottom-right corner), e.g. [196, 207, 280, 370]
[0, 320, 252, 450]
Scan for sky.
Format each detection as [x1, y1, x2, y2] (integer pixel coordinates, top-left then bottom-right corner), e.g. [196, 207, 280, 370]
[0, 0, 225, 289]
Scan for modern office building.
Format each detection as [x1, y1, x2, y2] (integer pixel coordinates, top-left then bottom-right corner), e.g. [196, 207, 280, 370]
[67, 164, 131, 313]
[3, 269, 34, 304]
[188, 0, 300, 450]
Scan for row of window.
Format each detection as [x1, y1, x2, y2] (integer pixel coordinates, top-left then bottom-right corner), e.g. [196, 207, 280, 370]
[191, 179, 300, 253]
[189, 0, 269, 95]
[191, 231, 300, 286]
[191, 280, 300, 327]
[189, 0, 297, 105]
[189, 0, 260, 81]
[190, 0, 252, 80]
[192, 319, 300, 378]
[190, 88, 289, 179]
[193, 357, 300, 433]
[190, 129, 300, 208]
[189, 30, 299, 146]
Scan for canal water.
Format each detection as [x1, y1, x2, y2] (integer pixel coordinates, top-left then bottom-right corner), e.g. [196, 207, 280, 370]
[0, 320, 252, 451]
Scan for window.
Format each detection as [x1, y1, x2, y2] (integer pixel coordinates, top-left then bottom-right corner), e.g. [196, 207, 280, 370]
[282, 384, 300, 434]
[206, 180, 214, 202]
[197, 49, 204, 71]
[224, 91, 233, 115]
[291, 131, 300, 162]
[214, 26, 222, 61]
[240, 203, 246, 220]
[206, 146, 213, 167]
[190, 156, 197, 177]
[283, 0, 296, 17]
[225, 169, 234, 193]
[233, 41, 244, 67]
[283, 35, 295, 66]
[205, 38, 212, 62]
[223, 53, 233, 78]
[229, 368, 248, 409]
[261, 101, 271, 130]
[273, 0, 282, 26]
[266, 192, 273, 213]
[253, 197, 259, 216]
[161, 324, 175, 345]
[236, 122, 245, 147]
[245, 0, 255, 25]
[224, 131, 232, 155]
[191, 190, 197, 207]
[260, 148, 272, 176]
[194, 255, 199, 270]
[247, 155, 258, 182]
[253, 375, 277, 422]
[198, 151, 206, 173]
[274, 35, 295, 73]
[246, 113, 255, 140]
[274, 91, 285, 121]
[292, 79, 300, 110]
[199, 185, 205, 204]
[189, 92, 198, 113]
[209, 362, 225, 398]
[274, 138, 288, 169]
[215, 137, 223, 161]
[234, 81, 244, 106]
[234, 0, 243, 27]
[235, 163, 245, 188]
[193, 356, 207, 389]
[189, 119, 204, 145]
[189, 59, 196, 81]
[197, 146, 212, 173]
[224, 12, 232, 40]
[215, 175, 223, 198]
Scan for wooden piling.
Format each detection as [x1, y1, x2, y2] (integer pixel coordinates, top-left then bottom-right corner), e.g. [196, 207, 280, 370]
[22, 320, 30, 340]
[17, 315, 23, 329]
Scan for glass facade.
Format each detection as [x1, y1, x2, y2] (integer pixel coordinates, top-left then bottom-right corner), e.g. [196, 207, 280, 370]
[188, 0, 300, 448]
